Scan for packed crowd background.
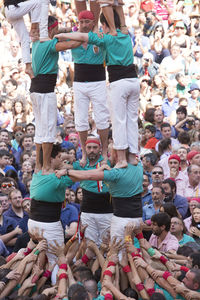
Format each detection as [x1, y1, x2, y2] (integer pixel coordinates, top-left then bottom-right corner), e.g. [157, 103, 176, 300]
[1, 0, 200, 299]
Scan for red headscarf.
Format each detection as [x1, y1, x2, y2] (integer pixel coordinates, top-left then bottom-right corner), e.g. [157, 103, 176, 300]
[78, 10, 94, 21]
[168, 154, 181, 163]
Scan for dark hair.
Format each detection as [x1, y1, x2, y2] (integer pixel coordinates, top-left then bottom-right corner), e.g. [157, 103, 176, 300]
[144, 152, 157, 166]
[161, 203, 180, 218]
[161, 122, 171, 131]
[177, 245, 195, 257]
[151, 212, 171, 231]
[6, 78, 18, 89]
[158, 138, 171, 155]
[145, 125, 156, 134]
[150, 293, 166, 300]
[48, 15, 58, 28]
[68, 283, 89, 300]
[190, 269, 200, 287]
[123, 287, 138, 299]
[152, 186, 165, 194]
[0, 149, 9, 158]
[144, 108, 156, 123]
[100, 10, 120, 29]
[19, 134, 33, 147]
[190, 252, 200, 268]
[176, 105, 187, 116]
[25, 123, 35, 131]
[153, 24, 164, 38]
[5, 169, 19, 183]
[163, 178, 177, 193]
[178, 131, 190, 145]
[74, 266, 94, 282]
[191, 205, 200, 227]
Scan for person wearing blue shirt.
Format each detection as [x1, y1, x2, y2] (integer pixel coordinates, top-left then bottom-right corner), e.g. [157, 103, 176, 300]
[162, 86, 179, 118]
[60, 203, 79, 240]
[142, 186, 164, 221]
[141, 174, 152, 207]
[3, 189, 29, 226]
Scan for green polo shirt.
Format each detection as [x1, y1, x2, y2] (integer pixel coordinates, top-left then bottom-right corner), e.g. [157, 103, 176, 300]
[88, 30, 133, 66]
[103, 162, 143, 197]
[71, 43, 104, 64]
[73, 156, 109, 194]
[32, 38, 58, 76]
[30, 171, 73, 203]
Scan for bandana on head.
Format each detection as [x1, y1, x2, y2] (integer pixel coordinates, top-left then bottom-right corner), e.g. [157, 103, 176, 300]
[85, 139, 100, 146]
[68, 133, 79, 139]
[78, 10, 94, 21]
[187, 151, 200, 162]
[188, 197, 200, 203]
[48, 20, 58, 30]
[168, 154, 181, 163]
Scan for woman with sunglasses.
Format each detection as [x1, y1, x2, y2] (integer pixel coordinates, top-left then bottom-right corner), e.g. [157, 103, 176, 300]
[150, 24, 170, 64]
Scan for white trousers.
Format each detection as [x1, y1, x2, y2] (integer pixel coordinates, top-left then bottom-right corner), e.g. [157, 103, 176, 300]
[5, 0, 41, 63]
[81, 212, 113, 247]
[110, 215, 142, 241]
[107, 78, 140, 154]
[73, 81, 110, 131]
[31, 92, 57, 144]
[39, 0, 49, 39]
[28, 219, 64, 264]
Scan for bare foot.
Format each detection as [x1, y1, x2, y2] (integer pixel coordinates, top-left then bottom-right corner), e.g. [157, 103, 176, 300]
[120, 26, 129, 35]
[42, 167, 54, 175]
[79, 156, 87, 167]
[25, 65, 34, 79]
[40, 37, 51, 42]
[109, 30, 117, 36]
[114, 160, 128, 169]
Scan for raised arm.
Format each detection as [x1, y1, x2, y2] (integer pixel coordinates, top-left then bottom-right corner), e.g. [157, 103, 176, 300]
[55, 32, 89, 43]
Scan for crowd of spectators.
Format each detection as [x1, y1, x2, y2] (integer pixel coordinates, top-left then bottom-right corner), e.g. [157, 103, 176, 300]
[0, 0, 200, 299]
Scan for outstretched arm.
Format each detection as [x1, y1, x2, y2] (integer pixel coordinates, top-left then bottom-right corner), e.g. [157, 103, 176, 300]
[55, 168, 105, 181]
[56, 40, 82, 52]
[55, 32, 89, 43]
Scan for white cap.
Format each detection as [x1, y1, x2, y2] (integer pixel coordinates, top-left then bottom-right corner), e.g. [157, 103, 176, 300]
[151, 95, 163, 106]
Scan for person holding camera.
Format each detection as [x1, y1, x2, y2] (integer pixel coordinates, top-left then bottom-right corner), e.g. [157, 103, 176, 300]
[139, 52, 159, 78]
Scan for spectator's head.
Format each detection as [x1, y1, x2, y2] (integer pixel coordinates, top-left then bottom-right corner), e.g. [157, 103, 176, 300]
[178, 131, 190, 146]
[145, 10, 156, 26]
[168, 154, 181, 172]
[144, 108, 156, 124]
[78, 10, 95, 33]
[166, 86, 177, 100]
[188, 198, 200, 215]
[0, 177, 16, 195]
[179, 97, 188, 107]
[187, 165, 200, 186]
[189, 252, 200, 269]
[151, 165, 164, 185]
[160, 202, 180, 218]
[152, 186, 165, 206]
[183, 269, 200, 291]
[65, 121, 76, 137]
[142, 52, 154, 66]
[161, 123, 171, 139]
[189, 130, 200, 144]
[21, 160, 33, 174]
[177, 147, 188, 162]
[10, 41, 20, 57]
[145, 125, 156, 140]
[39, 144, 63, 170]
[0, 192, 9, 212]
[187, 151, 200, 167]
[9, 189, 22, 210]
[123, 287, 138, 300]
[20, 134, 34, 152]
[170, 217, 186, 237]
[13, 126, 24, 143]
[25, 123, 35, 136]
[170, 44, 181, 59]
[151, 212, 171, 235]
[143, 173, 150, 192]
[142, 153, 157, 171]
[192, 205, 200, 226]
[65, 188, 71, 203]
[85, 137, 101, 163]
[153, 109, 164, 125]
[189, 83, 200, 100]
[153, 24, 164, 38]
[175, 73, 187, 87]
[151, 95, 163, 109]
[0, 129, 9, 144]
[176, 106, 187, 121]
[22, 197, 31, 214]
[0, 141, 8, 151]
[158, 138, 172, 156]
[162, 178, 177, 202]
[68, 133, 79, 149]
[0, 149, 10, 169]
[76, 187, 83, 203]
